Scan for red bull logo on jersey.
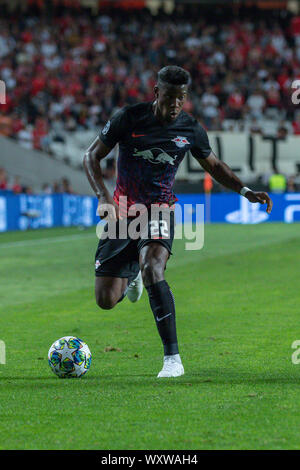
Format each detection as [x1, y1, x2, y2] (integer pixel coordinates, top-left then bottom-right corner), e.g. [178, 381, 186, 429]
[133, 148, 177, 166]
[172, 136, 190, 148]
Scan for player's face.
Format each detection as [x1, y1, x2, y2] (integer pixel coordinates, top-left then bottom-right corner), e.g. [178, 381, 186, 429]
[155, 84, 188, 122]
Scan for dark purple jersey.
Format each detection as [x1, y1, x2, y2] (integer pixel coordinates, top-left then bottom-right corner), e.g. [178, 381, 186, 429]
[99, 102, 212, 214]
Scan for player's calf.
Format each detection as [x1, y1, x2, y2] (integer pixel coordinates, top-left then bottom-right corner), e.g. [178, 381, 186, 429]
[140, 244, 182, 376]
[139, 243, 167, 287]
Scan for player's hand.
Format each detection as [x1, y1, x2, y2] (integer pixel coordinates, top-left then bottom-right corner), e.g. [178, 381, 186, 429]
[97, 195, 122, 221]
[245, 191, 273, 214]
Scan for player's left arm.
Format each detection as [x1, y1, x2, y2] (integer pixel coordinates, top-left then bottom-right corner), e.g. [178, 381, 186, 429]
[196, 151, 273, 214]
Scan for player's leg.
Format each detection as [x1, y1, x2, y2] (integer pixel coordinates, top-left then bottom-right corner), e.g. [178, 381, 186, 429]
[94, 223, 141, 309]
[139, 242, 184, 378]
[95, 276, 129, 310]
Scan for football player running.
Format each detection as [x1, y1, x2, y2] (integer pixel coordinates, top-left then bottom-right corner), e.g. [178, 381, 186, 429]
[83, 65, 273, 378]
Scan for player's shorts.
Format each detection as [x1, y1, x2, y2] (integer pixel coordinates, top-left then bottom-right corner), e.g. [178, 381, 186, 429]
[95, 208, 175, 282]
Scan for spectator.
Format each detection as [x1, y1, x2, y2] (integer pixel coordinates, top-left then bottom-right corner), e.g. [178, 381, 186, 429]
[32, 117, 49, 151]
[0, 114, 13, 137]
[0, 168, 7, 190]
[294, 164, 300, 191]
[266, 86, 281, 109]
[0, 4, 299, 142]
[287, 175, 296, 192]
[269, 172, 287, 193]
[251, 118, 263, 134]
[226, 88, 245, 120]
[246, 90, 266, 119]
[17, 125, 33, 149]
[24, 186, 33, 194]
[277, 120, 292, 138]
[53, 181, 62, 193]
[200, 87, 219, 129]
[12, 176, 22, 193]
[61, 177, 73, 194]
[292, 113, 300, 135]
[41, 183, 53, 194]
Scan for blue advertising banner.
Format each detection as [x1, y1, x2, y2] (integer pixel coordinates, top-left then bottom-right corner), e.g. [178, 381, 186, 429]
[0, 193, 99, 232]
[0, 192, 299, 232]
[176, 193, 300, 224]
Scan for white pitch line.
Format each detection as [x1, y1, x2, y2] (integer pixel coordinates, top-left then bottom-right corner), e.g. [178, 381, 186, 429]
[0, 232, 97, 249]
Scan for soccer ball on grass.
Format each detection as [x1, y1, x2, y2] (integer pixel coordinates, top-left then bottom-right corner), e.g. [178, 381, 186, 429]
[48, 336, 92, 378]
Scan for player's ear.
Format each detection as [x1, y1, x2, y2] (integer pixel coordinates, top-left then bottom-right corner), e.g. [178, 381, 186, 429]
[154, 85, 159, 99]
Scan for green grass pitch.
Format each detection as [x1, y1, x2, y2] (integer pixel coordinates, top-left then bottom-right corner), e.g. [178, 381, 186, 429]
[0, 222, 299, 450]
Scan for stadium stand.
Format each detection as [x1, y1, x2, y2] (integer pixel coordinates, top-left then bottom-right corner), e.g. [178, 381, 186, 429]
[1, 0, 300, 192]
[0, 135, 94, 194]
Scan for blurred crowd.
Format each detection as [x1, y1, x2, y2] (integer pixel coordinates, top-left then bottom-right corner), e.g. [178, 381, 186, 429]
[1, 4, 300, 152]
[2, 158, 300, 195]
[0, 167, 74, 194]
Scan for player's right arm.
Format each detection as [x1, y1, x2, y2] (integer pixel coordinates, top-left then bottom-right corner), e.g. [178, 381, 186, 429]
[83, 136, 120, 220]
[84, 107, 130, 220]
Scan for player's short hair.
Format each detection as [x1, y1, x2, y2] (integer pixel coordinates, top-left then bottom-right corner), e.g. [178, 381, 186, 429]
[157, 66, 191, 87]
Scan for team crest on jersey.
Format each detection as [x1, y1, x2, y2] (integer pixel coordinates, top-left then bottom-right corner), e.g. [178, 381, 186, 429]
[133, 148, 177, 166]
[172, 136, 190, 148]
[102, 120, 111, 135]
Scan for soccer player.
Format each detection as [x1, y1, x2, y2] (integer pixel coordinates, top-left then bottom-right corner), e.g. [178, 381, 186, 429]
[83, 65, 273, 378]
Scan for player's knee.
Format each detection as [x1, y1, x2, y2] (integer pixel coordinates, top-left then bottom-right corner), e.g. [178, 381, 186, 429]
[140, 260, 164, 285]
[95, 290, 116, 310]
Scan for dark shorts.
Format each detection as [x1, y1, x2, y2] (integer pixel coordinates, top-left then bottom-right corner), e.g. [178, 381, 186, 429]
[95, 209, 175, 282]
